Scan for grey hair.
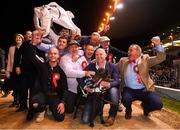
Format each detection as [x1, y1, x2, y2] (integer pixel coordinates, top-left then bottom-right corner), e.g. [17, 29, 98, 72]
[91, 32, 100, 38]
[129, 44, 142, 54]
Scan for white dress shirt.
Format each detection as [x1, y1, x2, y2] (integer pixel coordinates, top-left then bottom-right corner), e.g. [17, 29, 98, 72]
[60, 53, 85, 93]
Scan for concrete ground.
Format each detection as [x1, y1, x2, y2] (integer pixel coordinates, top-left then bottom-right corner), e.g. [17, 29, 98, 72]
[0, 92, 179, 129]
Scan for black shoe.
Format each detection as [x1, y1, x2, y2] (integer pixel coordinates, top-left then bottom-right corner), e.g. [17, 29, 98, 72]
[16, 107, 27, 112]
[15, 104, 19, 108]
[1, 93, 9, 98]
[26, 111, 34, 121]
[104, 116, 115, 127]
[9, 103, 16, 107]
[9, 102, 19, 107]
[144, 111, 150, 117]
[125, 112, 132, 120]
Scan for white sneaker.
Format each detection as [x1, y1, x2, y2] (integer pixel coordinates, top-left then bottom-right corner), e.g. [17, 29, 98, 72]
[46, 106, 52, 116]
[36, 111, 45, 123]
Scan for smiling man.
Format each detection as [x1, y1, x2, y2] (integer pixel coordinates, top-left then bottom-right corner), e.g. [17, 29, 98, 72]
[80, 48, 120, 127]
[27, 47, 67, 122]
[117, 36, 166, 120]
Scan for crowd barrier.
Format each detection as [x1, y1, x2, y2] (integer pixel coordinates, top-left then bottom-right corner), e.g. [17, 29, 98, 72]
[155, 85, 180, 101]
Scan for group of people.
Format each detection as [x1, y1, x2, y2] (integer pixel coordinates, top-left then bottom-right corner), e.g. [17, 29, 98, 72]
[1, 26, 166, 127]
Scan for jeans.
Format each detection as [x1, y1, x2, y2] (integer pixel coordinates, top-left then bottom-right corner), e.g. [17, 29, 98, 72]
[81, 87, 119, 123]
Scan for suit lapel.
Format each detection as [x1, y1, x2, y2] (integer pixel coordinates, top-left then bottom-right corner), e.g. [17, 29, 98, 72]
[137, 56, 143, 74]
[123, 59, 129, 78]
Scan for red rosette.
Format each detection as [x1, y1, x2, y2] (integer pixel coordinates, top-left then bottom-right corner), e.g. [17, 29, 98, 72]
[107, 53, 113, 63]
[133, 64, 138, 73]
[81, 61, 87, 69]
[133, 64, 142, 83]
[52, 73, 60, 88]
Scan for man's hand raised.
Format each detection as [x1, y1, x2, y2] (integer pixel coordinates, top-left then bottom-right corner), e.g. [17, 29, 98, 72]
[151, 36, 161, 46]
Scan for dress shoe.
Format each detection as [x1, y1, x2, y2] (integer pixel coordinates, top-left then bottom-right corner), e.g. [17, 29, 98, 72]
[15, 104, 19, 108]
[16, 107, 27, 112]
[125, 112, 132, 120]
[140, 102, 150, 116]
[26, 111, 34, 121]
[143, 111, 150, 117]
[9, 103, 16, 107]
[9, 102, 19, 107]
[104, 116, 115, 127]
[1, 92, 10, 98]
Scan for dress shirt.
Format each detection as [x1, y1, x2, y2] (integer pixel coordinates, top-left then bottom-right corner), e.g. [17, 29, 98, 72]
[125, 59, 145, 89]
[60, 53, 85, 93]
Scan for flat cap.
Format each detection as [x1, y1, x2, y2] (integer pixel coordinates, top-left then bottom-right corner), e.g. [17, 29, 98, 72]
[68, 40, 80, 46]
[99, 36, 110, 42]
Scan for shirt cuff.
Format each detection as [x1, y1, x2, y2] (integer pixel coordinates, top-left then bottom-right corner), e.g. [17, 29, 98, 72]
[154, 44, 165, 52]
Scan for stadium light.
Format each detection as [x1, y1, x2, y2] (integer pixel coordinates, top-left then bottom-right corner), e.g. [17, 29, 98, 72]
[116, 3, 123, 9]
[110, 16, 115, 20]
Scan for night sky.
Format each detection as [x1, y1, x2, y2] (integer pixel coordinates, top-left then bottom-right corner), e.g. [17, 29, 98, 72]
[0, 0, 179, 52]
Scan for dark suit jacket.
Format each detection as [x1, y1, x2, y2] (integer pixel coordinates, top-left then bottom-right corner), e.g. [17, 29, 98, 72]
[81, 62, 120, 88]
[18, 41, 43, 72]
[106, 46, 127, 63]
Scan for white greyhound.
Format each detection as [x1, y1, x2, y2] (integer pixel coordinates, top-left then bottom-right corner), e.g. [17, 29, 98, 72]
[34, 2, 81, 37]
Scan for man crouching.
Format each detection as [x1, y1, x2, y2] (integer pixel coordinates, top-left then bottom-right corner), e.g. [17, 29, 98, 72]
[26, 47, 67, 122]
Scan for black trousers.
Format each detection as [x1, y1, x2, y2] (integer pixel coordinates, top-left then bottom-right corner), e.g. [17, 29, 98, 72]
[64, 90, 78, 113]
[19, 71, 37, 109]
[9, 71, 21, 103]
[31, 92, 65, 121]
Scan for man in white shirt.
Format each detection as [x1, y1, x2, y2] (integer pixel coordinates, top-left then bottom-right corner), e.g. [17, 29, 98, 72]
[60, 40, 95, 113]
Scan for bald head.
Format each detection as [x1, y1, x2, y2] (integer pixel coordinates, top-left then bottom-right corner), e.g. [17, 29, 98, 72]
[95, 48, 107, 63]
[95, 48, 106, 55]
[48, 47, 59, 62]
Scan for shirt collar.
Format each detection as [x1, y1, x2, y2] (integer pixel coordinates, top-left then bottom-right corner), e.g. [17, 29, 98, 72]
[96, 61, 106, 69]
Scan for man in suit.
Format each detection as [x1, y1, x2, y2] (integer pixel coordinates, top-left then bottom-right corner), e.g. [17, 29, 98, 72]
[81, 48, 120, 127]
[16, 30, 46, 112]
[99, 36, 127, 112]
[117, 36, 166, 119]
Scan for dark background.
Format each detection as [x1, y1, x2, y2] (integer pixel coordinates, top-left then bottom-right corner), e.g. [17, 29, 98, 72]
[0, 0, 180, 52]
